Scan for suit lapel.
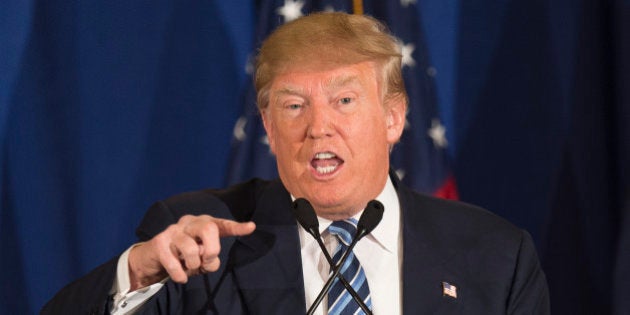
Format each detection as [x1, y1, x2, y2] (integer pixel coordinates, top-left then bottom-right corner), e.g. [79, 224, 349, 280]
[231, 180, 306, 314]
[395, 176, 463, 313]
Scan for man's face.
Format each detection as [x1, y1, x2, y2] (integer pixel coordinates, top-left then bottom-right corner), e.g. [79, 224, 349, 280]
[262, 61, 405, 219]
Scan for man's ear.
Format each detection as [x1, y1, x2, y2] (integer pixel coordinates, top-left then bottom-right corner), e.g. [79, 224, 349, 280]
[385, 94, 406, 144]
[261, 109, 277, 155]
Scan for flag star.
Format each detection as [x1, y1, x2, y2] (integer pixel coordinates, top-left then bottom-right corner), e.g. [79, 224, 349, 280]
[395, 169, 406, 181]
[428, 118, 448, 148]
[233, 117, 247, 141]
[260, 135, 274, 153]
[400, 0, 417, 7]
[400, 42, 416, 68]
[244, 54, 254, 75]
[323, 5, 337, 12]
[276, 0, 305, 23]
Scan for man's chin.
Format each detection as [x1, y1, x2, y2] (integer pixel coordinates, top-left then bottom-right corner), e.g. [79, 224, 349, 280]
[309, 200, 362, 221]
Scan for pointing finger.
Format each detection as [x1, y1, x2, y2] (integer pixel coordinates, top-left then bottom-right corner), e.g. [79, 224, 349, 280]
[213, 219, 256, 237]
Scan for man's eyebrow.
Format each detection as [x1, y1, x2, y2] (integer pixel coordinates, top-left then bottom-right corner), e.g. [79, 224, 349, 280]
[274, 86, 304, 96]
[271, 74, 361, 99]
[324, 75, 361, 90]
[271, 86, 305, 106]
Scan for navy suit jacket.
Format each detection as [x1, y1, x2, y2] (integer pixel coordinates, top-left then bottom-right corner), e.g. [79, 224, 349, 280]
[42, 175, 549, 314]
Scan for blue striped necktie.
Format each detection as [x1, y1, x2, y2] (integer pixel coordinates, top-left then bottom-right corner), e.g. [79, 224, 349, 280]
[327, 219, 372, 315]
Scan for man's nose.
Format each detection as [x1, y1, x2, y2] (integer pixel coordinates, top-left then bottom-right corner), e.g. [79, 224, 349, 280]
[307, 103, 335, 139]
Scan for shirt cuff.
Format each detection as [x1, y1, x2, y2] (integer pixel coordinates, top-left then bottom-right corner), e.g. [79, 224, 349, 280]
[112, 243, 141, 296]
[110, 243, 167, 315]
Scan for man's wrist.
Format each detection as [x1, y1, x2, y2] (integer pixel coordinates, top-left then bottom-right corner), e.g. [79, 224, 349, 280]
[128, 243, 167, 291]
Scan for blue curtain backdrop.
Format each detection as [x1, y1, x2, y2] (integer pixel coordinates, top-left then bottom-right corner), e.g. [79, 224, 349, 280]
[1, 0, 628, 314]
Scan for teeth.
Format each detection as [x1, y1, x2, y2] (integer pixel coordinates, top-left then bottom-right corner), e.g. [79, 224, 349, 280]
[316, 165, 337, 174]
[315, 152, 336, 159]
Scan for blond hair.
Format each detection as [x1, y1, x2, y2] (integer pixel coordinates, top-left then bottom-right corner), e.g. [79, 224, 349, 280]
[254, 12, 408, 111]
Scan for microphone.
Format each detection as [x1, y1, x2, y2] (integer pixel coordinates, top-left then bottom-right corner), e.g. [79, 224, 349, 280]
[292, 199, 384, 315]
[291, 199, 371, 314]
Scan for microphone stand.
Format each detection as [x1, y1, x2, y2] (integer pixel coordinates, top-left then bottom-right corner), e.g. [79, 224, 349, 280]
[312, 232, 371, 314]
[294, 199, 383, 315]
[292, 199, 373, 314]
[307, 225, 370, 315]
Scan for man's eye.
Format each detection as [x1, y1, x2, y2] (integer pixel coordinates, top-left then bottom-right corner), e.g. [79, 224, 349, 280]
[288, 104, 302, 110]
[339, 97, 353, 104]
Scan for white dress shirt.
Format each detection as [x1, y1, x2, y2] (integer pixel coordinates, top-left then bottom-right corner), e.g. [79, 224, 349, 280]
[111, 176, 402, 314]
[299, 177, 402, 315]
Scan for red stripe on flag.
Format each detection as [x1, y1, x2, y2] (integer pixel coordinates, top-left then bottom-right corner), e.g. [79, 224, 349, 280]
[434, 175, 459, 200]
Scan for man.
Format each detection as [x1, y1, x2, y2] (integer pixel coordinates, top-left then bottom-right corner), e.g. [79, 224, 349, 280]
[43, 12, 549, 314]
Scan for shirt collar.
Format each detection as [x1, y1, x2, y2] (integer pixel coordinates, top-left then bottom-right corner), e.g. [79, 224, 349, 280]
[296, 175, 401, 254]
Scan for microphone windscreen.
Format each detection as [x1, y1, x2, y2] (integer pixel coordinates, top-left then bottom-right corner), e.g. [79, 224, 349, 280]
[291, 198, 320, 237]
[357, 200, 384, 235]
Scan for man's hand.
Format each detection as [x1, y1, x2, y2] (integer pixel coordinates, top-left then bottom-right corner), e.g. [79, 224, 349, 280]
[128, 215, 256, 291]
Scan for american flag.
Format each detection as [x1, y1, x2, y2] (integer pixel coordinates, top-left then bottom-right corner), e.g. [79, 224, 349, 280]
[442, 281, 458, 298]
[226, 0, 457, 199]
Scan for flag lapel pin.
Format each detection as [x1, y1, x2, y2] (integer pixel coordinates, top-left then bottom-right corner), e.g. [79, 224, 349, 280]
[442, 281, 458, 299]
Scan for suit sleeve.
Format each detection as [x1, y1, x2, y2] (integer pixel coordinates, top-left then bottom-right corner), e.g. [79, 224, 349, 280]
[40, 257, 118, 315]
[41, 190, 241, 314]
[507, 230, 550, 315]
[40, 201, 179, 315]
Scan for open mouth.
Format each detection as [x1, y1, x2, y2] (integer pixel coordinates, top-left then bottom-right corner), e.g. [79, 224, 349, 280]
[311, 152, 344, 175]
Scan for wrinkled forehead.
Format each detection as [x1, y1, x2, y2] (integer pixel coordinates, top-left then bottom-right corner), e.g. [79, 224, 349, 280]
[269, 60, 382, 94]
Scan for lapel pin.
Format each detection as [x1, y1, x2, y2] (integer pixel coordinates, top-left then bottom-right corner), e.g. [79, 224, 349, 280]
[442, 281, 458, 299]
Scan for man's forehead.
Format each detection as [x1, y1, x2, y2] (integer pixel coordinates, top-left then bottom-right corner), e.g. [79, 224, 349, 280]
[273, 75, 362, 93]
[270, 62, 378, 93]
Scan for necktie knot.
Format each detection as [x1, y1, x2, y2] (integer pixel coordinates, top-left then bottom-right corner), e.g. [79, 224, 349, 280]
[328, 219, 358, 246]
